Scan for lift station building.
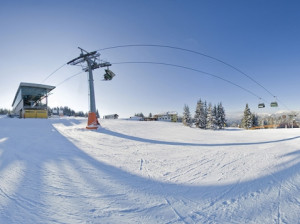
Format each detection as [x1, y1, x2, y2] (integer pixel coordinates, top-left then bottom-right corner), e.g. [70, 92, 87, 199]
[12, 82, 55, 118]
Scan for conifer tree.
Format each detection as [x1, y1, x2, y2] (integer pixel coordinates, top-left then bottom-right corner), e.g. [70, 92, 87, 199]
[183, 104, 192, 127]
[203, 101, 208, 128]
[135, 113, 144, 118]
[241, 104, 253, 129]
[206, 103, 213, 129]
[212, 104, 218, 130]
[217, 102, 226, 129]
[194, 99, 202, 128]
[199, 101, 207, 129]
[252, 113, 259, 127]
[194, 99, 227, 129]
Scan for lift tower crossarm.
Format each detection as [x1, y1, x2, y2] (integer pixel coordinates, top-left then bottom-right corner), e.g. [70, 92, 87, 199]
[67, 51, 98, 65]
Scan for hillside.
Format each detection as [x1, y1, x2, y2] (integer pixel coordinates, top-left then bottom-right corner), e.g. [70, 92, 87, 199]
[1, 117, 300, 223]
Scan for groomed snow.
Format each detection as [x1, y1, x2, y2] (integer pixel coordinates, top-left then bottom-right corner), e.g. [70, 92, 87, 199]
[1, 117, 300, 223]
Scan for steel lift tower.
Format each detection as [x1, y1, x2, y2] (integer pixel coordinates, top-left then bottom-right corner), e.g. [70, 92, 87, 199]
[67, 47, 115, 129]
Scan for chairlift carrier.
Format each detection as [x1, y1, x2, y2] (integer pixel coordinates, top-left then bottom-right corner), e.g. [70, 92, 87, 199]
[103, 69, 116, 81]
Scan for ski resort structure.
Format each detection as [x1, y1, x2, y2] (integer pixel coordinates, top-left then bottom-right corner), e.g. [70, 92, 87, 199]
[154, 111, 178, 122]
[12, 82, 55, 118]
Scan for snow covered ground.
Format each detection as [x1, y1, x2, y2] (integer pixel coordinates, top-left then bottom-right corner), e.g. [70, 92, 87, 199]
[1, 116, 300, 223]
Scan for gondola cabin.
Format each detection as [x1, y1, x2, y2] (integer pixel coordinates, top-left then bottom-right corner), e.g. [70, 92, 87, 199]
[270, 102, 278, 107]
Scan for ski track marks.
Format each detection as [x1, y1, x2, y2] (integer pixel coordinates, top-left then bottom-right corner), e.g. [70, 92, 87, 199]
[1, 118, 300, 223]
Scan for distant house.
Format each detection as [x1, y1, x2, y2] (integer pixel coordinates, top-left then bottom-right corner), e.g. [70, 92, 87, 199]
[52, 109, 58, 115]
[52, 109, 64, 117]
[103, 114, 119, 119]
[129, 116, 143, 121]
[154, 111, 178, 122]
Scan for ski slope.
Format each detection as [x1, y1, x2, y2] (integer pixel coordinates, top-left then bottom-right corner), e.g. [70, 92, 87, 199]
[0, 116, 300, 223]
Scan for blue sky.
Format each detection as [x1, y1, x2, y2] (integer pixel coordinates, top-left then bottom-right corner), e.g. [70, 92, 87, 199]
[1, 0, 300, 118]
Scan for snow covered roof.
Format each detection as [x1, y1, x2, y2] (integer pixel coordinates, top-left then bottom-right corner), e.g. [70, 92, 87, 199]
[154, 111, 178, 116]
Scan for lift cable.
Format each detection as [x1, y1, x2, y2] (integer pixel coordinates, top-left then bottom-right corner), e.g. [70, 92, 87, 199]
[99, 44, 290, 110]
[98, 44, 276, 97]
[41, 63, 67, 83]
[275, 97, 290, 111]
[55, 71, 85, 87]
[112, 61, 266, 101]
[39, 45, 289, 110]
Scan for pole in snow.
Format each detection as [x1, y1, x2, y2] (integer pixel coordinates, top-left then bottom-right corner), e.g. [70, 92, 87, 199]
[67, 47, 115, 129]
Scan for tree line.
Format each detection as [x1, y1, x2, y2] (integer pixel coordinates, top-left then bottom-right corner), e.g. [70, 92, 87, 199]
[0, 108, 11, 115]
[241, 103, 298, 129]
[182, 99, 226, 129]
[49, 106, 101, 118]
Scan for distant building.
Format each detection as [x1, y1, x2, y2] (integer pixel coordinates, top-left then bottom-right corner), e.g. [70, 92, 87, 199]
[143, 117, 157, 121]
[103, 114, 119, 119]
[51, 109, 64, 117]
[129, 116, 143, 121]
[52, 109, 58, 115]
[12, 82, 55, 118]
[154, 111, 178, 122]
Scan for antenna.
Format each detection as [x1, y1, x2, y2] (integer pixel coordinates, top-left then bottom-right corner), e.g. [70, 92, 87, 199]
[67, 47, 115, 129]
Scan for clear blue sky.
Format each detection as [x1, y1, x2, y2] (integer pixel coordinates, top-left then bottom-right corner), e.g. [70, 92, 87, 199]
[1, 0, 300, 118]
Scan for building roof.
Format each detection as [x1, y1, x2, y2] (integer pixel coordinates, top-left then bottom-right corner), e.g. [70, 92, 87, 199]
[154, 111, 178, 116]
[12, 82, 55, 107]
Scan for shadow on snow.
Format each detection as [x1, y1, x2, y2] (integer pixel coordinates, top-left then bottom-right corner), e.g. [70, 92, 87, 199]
[99, 127, 300, 147]
[0, 120, 300, 223]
